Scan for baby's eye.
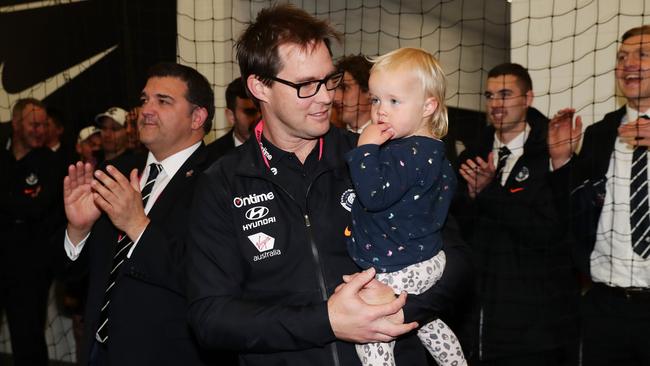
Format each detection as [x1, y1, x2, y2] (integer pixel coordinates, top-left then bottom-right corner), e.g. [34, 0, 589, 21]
[370, 97, 380, 105]
[390, 98, 400, 105]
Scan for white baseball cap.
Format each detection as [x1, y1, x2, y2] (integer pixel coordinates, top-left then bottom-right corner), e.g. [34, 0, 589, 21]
[95, 107, 127, 127]
[77, 126, 101, 143]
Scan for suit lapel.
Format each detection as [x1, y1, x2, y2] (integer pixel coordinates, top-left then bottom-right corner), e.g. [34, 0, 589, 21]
[146, 144, 207, 223]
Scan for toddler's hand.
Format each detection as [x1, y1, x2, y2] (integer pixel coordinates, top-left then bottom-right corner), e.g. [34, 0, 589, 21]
[358, 122, 395, 146]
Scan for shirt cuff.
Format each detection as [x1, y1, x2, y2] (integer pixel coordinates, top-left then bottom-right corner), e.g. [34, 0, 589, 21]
[64, 230, 90, 261]
[549, 156, 571, 171]
[126, 224, 149, 258]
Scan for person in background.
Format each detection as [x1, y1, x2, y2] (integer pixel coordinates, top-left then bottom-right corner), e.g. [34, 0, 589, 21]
[205, 77, 260, 162]
[457, 63, 578, 365]
[548, 24, 650, 366]
[75, 126, 102, 167]
[0, 98, 63, 366]
[125, 107, 145, 154]
[96, 106, 130, 162]
[334, 54, 373, 133]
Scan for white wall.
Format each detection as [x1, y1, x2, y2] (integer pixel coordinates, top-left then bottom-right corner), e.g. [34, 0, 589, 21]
[511, 0, 650, 127]
[177, 0, 510, 141]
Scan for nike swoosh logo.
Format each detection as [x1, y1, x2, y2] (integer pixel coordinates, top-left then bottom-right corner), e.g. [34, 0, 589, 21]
[0, 44, 118, 121]
[0, 0, 88, 13]
[509, 187, 524, 193]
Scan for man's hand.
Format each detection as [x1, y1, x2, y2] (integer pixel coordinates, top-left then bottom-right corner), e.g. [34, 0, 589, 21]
[459, 153, 496, 199]
[619, 116, 650, 147]
[548, 108, 582, 169]
[91, 165, 150, 241]
[64, 162, 101, 244]
[339, 272, 405, 325]
[328, 268, 417, 344]
[358, 123, 395, 146]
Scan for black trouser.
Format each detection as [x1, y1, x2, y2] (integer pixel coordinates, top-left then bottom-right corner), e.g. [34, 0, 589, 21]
[0, 275, 50, 366]
[581, 282, 650, 366]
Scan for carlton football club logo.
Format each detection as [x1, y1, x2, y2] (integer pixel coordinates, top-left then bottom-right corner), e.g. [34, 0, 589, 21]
[340, 189, 356, 212]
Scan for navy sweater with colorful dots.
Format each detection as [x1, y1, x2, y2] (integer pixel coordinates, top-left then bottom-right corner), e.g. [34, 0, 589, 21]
[345, 136, 456, 272]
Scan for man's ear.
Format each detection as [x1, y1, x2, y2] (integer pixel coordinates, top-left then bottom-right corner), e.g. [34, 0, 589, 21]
[191, 106, 208, 131]
[247, 74, 269, 103]
[423, 97, 438, 118]
[225, 108, 235, 127]
[525, 89, 534, 108]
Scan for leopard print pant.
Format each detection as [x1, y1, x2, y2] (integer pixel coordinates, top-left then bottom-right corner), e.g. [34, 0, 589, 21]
[355, 251, 467, 366]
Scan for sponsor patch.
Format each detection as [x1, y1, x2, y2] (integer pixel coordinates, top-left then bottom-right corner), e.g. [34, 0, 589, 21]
[233, 192, 275, 208]
[245, 206, 269, 221]
[248, 232, 282, 262]
[248, 232, 275, 252]
[340, 189, 355, 212]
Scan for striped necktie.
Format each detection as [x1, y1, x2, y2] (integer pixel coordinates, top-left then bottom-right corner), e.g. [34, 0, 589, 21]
[630, 116, 650, 258]
[96, 163, 163, 343]
[495, 146, 511, 186]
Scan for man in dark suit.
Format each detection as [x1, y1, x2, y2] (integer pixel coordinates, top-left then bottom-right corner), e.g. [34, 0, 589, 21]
[549, 25, 650, 366]
[205, 77, 260, 162]
[61, 62, 233, 366]
[457, 63, 579, 365]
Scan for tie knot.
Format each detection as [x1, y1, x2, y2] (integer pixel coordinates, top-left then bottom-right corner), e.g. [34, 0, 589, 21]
[147, 163, 162, 182]
[498, 146, 511, 158]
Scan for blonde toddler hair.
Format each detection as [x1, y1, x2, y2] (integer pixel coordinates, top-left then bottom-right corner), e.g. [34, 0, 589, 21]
[369, 48, 448, 138]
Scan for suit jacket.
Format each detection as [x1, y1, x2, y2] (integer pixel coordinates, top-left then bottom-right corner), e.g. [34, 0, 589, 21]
[550, 106, 626, 275]
[456, 110, 578, 359]
[64, 144, 234, 366]
[205, 129, 236, 164]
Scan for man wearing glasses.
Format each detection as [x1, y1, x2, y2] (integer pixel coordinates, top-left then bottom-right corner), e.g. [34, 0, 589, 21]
[186, 4, 473, 366]
[456, 63, 579, 365]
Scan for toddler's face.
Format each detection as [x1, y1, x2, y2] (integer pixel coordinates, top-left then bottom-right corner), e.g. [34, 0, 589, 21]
[368, 68, 434, 139]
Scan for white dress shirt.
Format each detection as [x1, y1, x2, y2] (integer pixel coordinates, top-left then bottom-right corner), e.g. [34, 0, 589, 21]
[64, 141, 202, 260]
[492, 123, 530, 186]
[591, 106, 650, 287]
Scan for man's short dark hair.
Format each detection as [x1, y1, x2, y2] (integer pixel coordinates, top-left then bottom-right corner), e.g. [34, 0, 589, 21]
[12, 98, 45, 120]
[487, 63, 533, 93]
[235, 4, 342, 102]
[335, 55, 372, 92]
[225, 77, 249, 111]
[622, 25, 650, 42]
[146, 62, 215, 133]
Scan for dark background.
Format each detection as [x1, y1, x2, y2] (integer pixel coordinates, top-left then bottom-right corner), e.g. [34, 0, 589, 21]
[0, 0, 176, 144]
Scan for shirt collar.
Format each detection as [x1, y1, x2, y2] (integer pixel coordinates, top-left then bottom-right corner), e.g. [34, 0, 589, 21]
[145, 141, 202, 179]
[493, 122, 530, 158]
[624, 105, 650, 123]
[347, 120, 372, 134]
[233, 132, 245, 147]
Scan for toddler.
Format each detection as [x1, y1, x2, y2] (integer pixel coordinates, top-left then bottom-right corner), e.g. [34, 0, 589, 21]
[346, 47, 466, 366]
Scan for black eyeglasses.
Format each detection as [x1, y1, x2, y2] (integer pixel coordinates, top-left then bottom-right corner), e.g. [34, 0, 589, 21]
[268, 72, 344, 98]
